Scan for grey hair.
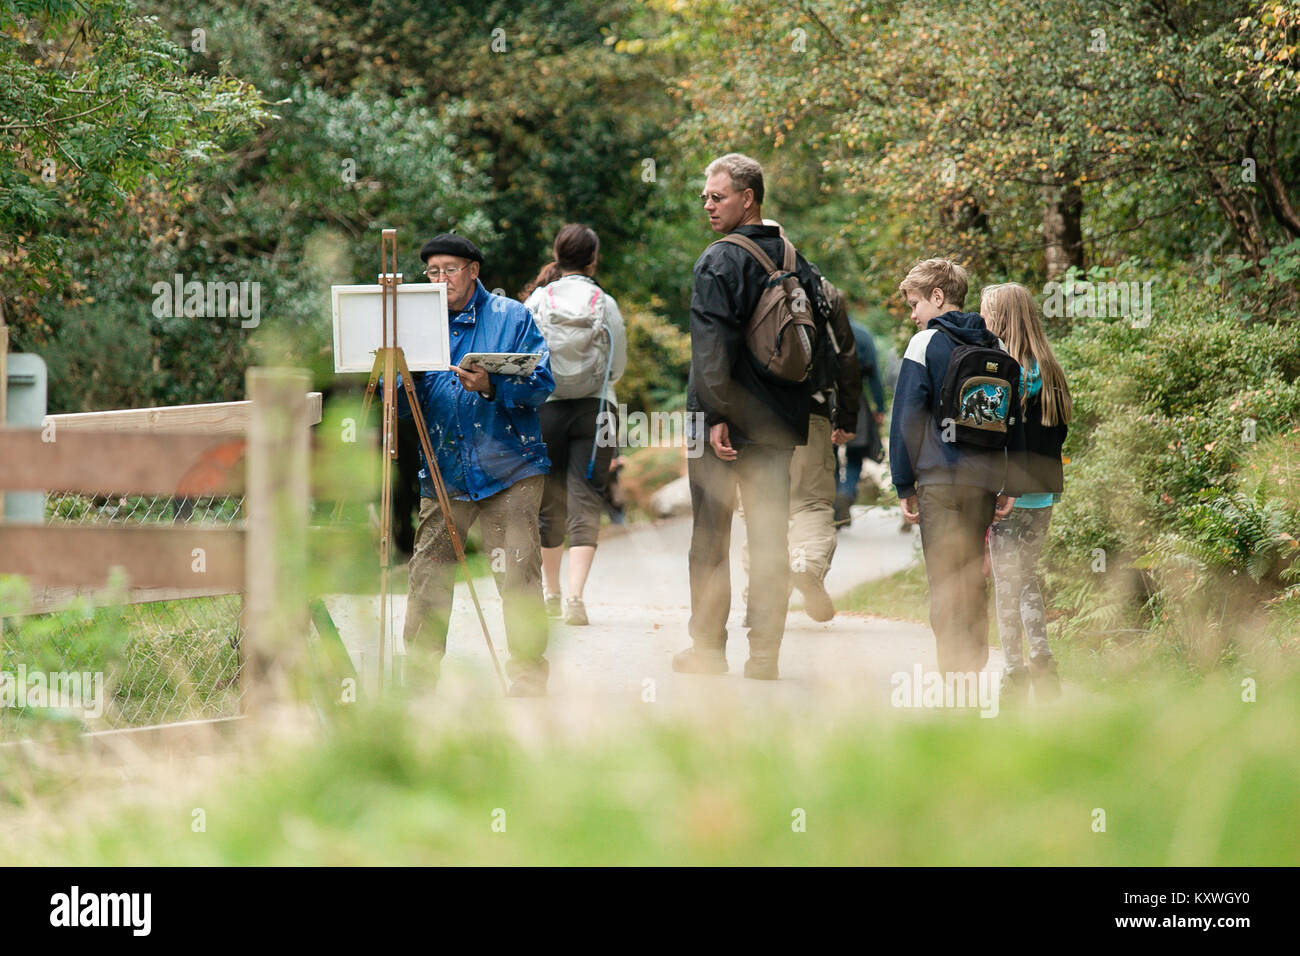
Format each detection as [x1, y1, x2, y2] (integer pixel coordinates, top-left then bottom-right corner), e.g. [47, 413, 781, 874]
[704, 153, 765, 205]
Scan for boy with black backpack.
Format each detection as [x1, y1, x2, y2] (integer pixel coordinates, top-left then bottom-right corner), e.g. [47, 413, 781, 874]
[890, 258, 1025, 676]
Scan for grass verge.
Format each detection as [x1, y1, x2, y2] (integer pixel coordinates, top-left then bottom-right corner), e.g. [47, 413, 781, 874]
[837, 560, 930, 623]
[2, 670, 1296, 865]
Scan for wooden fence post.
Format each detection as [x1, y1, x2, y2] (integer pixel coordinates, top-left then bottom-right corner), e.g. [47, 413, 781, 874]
[243, 368, 311, 715]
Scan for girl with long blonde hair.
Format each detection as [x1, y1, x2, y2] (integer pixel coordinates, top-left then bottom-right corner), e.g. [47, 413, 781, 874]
[980, 282, 1072, 702]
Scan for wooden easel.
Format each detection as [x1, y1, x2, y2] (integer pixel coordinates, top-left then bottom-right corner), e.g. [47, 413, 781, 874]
[356, 228, 506, 695]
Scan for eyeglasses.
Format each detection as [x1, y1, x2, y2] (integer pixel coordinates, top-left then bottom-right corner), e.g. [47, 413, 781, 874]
[425, 265, 468, 280]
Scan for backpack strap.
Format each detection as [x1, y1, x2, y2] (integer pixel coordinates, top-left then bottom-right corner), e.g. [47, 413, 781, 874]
[819, 278, 842, 352]
[932, 324, 978, 352]
[932, 324, 959, 345]
[780, 236, 796, 274]
[716, 233, 780, 275]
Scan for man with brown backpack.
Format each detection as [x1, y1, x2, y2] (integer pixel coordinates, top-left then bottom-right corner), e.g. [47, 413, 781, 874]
[737, 239, 862, 626]
[673, 152, 829, 681]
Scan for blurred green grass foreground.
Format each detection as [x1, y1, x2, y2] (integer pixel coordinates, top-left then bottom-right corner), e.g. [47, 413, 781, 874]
[1, 667, 1296, 866]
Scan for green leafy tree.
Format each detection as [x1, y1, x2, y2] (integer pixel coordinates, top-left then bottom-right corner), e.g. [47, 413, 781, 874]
[28, 0, 695, 409]
[0, 0, 264, 337]
[658, 0, 1300, 287]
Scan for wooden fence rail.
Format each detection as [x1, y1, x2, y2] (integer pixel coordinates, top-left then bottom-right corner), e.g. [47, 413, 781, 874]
[0, 370, 317, 715]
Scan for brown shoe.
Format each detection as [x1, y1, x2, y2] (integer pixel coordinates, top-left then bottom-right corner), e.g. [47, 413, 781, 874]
[671, 646, 728, 675]
[793, 571, 835, 622]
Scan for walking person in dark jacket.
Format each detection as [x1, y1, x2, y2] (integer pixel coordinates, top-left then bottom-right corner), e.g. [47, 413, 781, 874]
[980, 282, 1071, 702]
[890, 258, 1024, 675]
[835, 319, 888, 527]
[738, 261, 860, 624]
[673, 153, 824, 680]
[788, 275, 861, 619]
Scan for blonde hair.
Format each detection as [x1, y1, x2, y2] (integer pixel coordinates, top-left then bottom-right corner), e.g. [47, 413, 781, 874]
[899, 258, 968, 309]
[979, 282, 1073, 427]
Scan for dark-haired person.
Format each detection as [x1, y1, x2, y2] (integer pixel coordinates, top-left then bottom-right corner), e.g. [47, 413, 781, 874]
[737, 247, 860, 625]
[785, 274, 861, 621]
[523, 224, 627, 626]
[396, 233, 556, 696]
[834, 319, 888, 528]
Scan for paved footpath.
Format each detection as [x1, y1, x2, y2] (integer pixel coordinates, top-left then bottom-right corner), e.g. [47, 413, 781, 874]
[325, 504, 1008, 716]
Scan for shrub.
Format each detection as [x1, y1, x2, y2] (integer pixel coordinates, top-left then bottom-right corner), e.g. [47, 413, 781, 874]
[1040, 252, 1300, 674]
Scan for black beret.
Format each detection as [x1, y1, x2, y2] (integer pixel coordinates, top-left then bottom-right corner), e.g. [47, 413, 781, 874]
[419, 233, 483, 264]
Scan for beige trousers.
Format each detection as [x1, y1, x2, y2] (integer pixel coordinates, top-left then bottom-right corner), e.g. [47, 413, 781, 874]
[741, 413, 838, 582]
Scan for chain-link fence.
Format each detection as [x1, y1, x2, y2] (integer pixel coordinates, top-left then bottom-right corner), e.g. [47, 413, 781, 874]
[0, 492, 245, 733]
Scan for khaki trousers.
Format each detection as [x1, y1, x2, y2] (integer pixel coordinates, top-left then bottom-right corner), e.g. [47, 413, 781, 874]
[741, 413, 838, 583]
[787, 413, 838, 580]
[403, 475, 548, 675]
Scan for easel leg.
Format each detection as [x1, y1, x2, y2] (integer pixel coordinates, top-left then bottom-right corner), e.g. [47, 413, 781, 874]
[377, 347, 398, 693]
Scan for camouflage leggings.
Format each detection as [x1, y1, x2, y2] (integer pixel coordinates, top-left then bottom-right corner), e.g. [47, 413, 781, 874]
[987, 506, 1054, 672]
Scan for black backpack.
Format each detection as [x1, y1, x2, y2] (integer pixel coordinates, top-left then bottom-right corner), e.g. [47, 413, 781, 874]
[933, 328, 1021, 449]
[810, 277, 841, 396]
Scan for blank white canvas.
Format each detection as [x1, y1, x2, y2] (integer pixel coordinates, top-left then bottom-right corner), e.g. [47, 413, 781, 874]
[332, 283, 451, 372]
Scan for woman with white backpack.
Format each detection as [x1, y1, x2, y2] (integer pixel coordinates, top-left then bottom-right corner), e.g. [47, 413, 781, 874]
[522, 224, 627, 625]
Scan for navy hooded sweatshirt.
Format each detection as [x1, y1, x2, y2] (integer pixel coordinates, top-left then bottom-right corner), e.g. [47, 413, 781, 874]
[889, 311, 1026, 500]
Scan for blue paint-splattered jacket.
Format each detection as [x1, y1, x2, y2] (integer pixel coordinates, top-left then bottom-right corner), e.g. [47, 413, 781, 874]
[396, 280, 553, 501]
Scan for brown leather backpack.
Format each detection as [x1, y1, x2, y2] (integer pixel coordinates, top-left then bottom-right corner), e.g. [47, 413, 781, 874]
[715, 233, 816, 383]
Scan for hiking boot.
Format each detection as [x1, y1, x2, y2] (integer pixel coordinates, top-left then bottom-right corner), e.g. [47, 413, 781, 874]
[1029, 655, 1061, 700]
[998, 666, 1031, 704]
[544, 593, 563, 618]
[563, 597, 589, 626]
[793, 571, 835, 622]
[743, 655, 779, 680]
[505, 657, 549, 697]
[671, 646, 728, 675]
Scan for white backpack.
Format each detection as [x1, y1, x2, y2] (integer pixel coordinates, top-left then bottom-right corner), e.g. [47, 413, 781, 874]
[532, 278, 614, 400]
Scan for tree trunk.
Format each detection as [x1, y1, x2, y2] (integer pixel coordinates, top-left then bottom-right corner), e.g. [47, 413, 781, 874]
[1207, 167, 1270, 262]
[1259, 124, 1300, 239]
[1042, 176, 1083, 280]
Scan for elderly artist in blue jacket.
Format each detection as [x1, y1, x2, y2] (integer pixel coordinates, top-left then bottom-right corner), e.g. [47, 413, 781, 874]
[396, 233, 555, 696]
